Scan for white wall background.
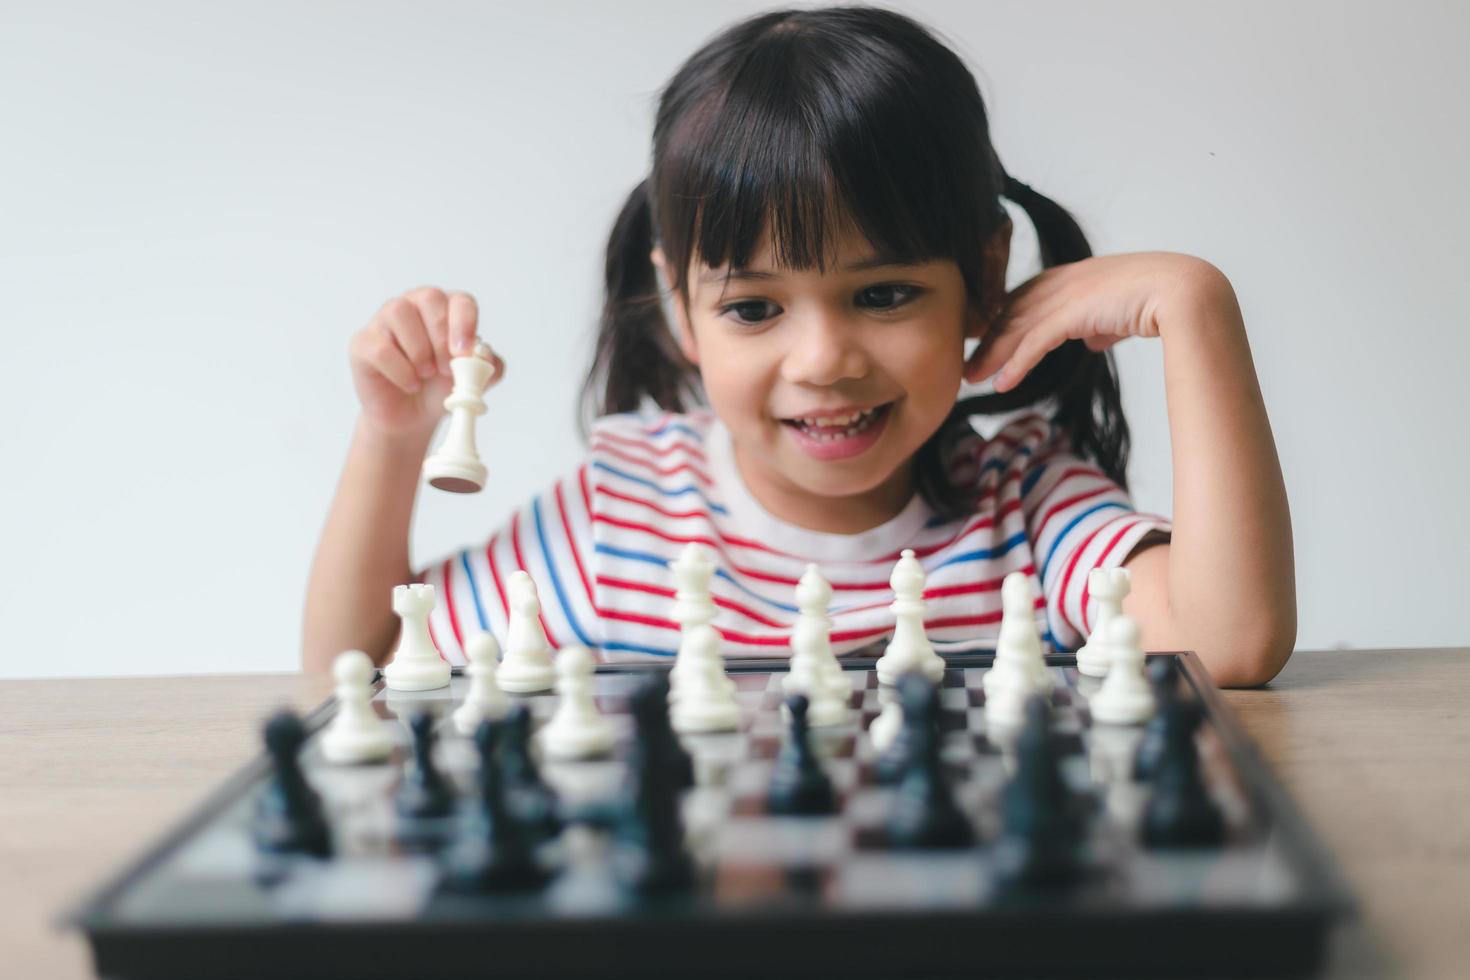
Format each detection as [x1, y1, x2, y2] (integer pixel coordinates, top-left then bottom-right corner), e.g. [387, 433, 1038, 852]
[2, 0, 1466, 679]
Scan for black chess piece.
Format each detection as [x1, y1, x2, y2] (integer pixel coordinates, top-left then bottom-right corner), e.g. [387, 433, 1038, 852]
[886, 673, 974, 848]
[443, 718, 550, 892]
[499, 703, 563, 840]
[253, 710, 332, 858]
[396, 710, 455, 820]
[767, 695, 838, 816]
[1133, 656, 1180, 780]
[643, 671, 695, 791]
[993, 696, 1085, 885]
[1140, 699, 1225, 848]
[875, 672, 940, 785]
[613, 679, 695, 893]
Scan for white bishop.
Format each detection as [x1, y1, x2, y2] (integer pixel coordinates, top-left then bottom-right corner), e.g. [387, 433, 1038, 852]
[874, 549, 945, 686]
[782, 564, 851, 727]
[982, 572, 1052, 728]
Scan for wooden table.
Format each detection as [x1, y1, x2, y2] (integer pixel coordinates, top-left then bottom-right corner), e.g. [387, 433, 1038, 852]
[2, 649, 1466, 979]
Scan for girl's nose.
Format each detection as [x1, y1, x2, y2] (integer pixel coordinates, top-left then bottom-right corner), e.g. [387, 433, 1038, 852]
[779, 312, 871, 387]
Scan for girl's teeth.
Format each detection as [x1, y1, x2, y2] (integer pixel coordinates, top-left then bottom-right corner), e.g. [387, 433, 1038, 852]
[795, 407, 882, 440]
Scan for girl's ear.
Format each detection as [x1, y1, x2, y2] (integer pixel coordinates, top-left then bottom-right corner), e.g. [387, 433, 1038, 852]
[965, 216, 1015, 341]
[651, 246, 700, 365]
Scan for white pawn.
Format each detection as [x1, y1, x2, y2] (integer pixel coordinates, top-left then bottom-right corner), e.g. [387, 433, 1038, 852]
[874, 549, 945, 686]
[452, 632, 512, 736]
[1076, 567, 1131, 678]
[782, 565, 851, 722]
[670, 542, 719, 629]
[868, 686, 904, 753]
[670, 624, 741, 734]
[422, 339, 498, 493]
[539, 646, 615, 760]
[982, 573, 1049, 728]
[1088, 615, 1156, 726]
[497, 571, 557, 693]
[321, 650, 394, 764]
[383, 583, 451, 692]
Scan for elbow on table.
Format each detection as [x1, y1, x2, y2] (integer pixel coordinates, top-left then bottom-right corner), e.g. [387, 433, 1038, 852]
[1206, 614, 1297, 688]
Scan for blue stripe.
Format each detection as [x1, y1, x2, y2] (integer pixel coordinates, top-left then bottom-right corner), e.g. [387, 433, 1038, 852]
[646, 421, 704, 441]
[932, 530, 1029, 570]
[1021, 461, 1046, 498]
[592, 542, 803, 615]
[1038, 501, 1129, 581]
[591, 461, 728, 515]
[600, 640, 678, 657]
[458, 550, 488, 631]
[532, 498, 594, 647]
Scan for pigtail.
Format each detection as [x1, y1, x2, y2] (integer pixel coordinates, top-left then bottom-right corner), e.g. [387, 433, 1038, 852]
[917, 177, 1132, 518]
[579, 178, 698, 434]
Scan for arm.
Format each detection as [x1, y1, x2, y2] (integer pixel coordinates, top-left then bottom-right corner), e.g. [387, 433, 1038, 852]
[1121, 264, 1296, 687]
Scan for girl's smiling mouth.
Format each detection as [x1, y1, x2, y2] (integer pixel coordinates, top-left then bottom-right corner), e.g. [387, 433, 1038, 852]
[778, 401, 895, 460]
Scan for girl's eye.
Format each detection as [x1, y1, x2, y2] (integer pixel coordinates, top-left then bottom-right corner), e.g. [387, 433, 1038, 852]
[858, 283, 923, 310]
[720, 300, 777, 326]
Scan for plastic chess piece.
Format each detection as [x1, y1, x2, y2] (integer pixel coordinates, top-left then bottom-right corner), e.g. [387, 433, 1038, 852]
[422, 339, 498, 493]
[396, 711, 455, 821]
[1133, 656, 1180, 779]
[641, 672, 694, 790]
[453, 632, 511, 736]
[540, 645, 615, 760]
[442, 718, 550, 892]
[321, 650, 394, 764]
[876, 672, 940, 785]
[783, 564, 854, 712]
[497, 571, 557, 693]
[614, 679, 695, 893]
[499, 704, 562, 840]
[1088, 615, 1156, 726]
[875, 550, 946, 685]
[383, 583, 451, 692]
[670, 624, 740, 734]
[670, 542, 719, 629]
[982, 573, 1051, 728]
[1075, 567, 1131, 678]
[993, 696, 1086, 886]
[1141, 699, 1225, 847]
[886, 673, 974, 848]
[868, 685, 904, 754]
[253, 710, 332, 857]
[767, 695, 838, 816]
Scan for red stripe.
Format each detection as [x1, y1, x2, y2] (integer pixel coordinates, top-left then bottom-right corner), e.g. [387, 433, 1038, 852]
[441, 557, 464, 657]
[1081, 517, 1167, 631]
[556, 474, 597, 614]
[510, 511, 560, 650]
[1056, 514, 1133, 636]
[1032, 480, 1116, 542]
[593, 441, 714, 486]
[594, 484, 797, 559]
[592, 430, 709, 464]
[484, 533, 509, 622]
[596, 574, 789, 629]
[425, 617, 449, 663]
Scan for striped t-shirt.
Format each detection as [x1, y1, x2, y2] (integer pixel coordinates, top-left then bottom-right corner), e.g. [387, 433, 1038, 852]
[415, 409, 1171, 665]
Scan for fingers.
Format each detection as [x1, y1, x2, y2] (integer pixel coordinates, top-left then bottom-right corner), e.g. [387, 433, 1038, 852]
[405, 286, 451, 377]
[381, 297, 438, 383]
[447, 292, 479, 356]
[351, 317, 421, 394]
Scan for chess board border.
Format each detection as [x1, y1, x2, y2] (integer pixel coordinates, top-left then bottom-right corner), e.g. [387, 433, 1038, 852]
[68, 651, 1357, 980]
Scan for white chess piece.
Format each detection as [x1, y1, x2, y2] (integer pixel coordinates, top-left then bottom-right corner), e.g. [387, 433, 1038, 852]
[422, 340, 498, 493]
[497, 571, 557, 693]
[321, 650, 394, 764]
[981, 573, 1050, 728]
[874, 549, 946, 686]
[452, 632, 512, 736]
[383, 583, 451, 692]
[670, 624, 741, 734]
[1088, 614, 1156, 726]
[1076, 567, 1131, 678]
[868, 686, 904, 753]
[668, 543, 734, 702]
[539, 646, 615, 760]
[782, 565, 851, 726]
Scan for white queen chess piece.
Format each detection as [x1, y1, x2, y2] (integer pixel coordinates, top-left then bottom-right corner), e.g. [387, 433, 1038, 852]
[539, 646, 615, 760]
[383, 583, 451, 692]
[1076, 567, 1131, 678]
[452, 632, 512, 736]
[874, 549, 946, 686]
[321, 650, 394, 764]
[1088, 614, 1156, 726]
[497, 571, 557, 694]
[422, 339, 498, 493]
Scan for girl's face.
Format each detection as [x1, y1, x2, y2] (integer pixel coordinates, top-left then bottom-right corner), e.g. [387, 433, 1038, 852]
[654, 218, 1011, 533]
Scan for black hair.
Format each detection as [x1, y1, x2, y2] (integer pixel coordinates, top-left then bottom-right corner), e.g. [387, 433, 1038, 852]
[582, 5, 1129, 519]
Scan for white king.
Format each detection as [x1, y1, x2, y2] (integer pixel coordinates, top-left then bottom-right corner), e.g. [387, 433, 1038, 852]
[422, 340, 497, 493]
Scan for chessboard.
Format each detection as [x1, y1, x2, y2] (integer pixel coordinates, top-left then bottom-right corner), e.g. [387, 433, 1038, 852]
[71, 650, 1353, 980]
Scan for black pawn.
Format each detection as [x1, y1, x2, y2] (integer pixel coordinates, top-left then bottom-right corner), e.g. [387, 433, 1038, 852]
[254, 710, 332, 858]
[396, 711, 455, 820]
[875, 673, 940, 785]
[1133, 656, 1180, 780]
[1140, 700, 1225, 848]
[767, 695, 837, 816]
[994, 696, 1084, 885]
[642, 671, 694, 790]
[615, 679, 694, 893]
[886, 673, 973, 848]
[444, 718, 548, 892]
[499, 703, 562, 840]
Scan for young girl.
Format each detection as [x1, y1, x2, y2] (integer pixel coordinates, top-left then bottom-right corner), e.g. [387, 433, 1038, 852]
[303, 6, 1294, 688]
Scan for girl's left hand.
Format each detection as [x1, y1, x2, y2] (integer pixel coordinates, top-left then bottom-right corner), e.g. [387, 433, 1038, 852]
[966, 251, 1226, 392]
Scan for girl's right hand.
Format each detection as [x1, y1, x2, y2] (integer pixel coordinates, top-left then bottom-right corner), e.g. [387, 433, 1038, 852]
[349, 287, 505, 438]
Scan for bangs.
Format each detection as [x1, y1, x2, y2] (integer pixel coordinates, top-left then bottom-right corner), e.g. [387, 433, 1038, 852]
[652, 16, 1004, 295]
